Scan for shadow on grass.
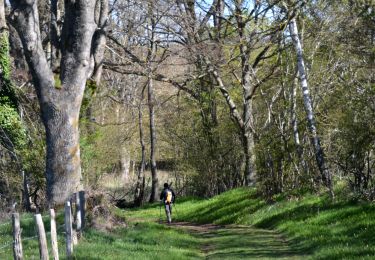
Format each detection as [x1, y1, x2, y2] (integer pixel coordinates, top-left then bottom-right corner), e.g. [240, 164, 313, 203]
[175, 188, 264, 225]
[122, 187, 375, 259]
[252, 197, 375, 259]
[173, 223, 307, 259]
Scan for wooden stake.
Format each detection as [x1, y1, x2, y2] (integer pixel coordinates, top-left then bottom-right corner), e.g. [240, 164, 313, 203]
[78, 190, 85, 229]
[50, 209, 59, 260]
[75, 193, 82, 239]
[65, 200, 73, 259]
[12, 213, 23, 260]
[35, 214, 49, 260]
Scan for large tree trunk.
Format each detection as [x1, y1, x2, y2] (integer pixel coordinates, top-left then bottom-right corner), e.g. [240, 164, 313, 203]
[10, 0, 98, 205]
[242, 79, 256, 186]
[235, 1, 256, 186]
[243, 127, 256, 186]
[289, 18, 333, 196]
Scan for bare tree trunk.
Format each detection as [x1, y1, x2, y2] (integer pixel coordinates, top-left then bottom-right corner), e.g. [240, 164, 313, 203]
[50, 0, 60, 71]
[10, 0, 99, 205]
[91, 0, 108, 84]
[290, 76, 309, 183]
[134, 102, 146, 206]
[22, 171, 32, 211]
[0, 0, 6, 34]
[235, 1, 256, 186]
[148, 76, 158, 202]
[289, 18, 333, 196]
[242, 80, 256, 187]
[120, 147, 130, 183]
[147, 1, 158, 203]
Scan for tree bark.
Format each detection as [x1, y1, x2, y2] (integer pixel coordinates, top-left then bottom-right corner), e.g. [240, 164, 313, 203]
[50, 0, 60, 71]
[147, 0, 158, 203]
[235, 1, 256, 186]
[289, 18, 333, 195]
[120, 147, 130, 183]
[148, 76, 158, 202]
[10, 0, 98, 205]
[134, 102, 146, 206]
[22, 171, 32, 211]
[290, 75, 309, 181]
[91, 0, 108, 84]
[0, 0, 6, 30]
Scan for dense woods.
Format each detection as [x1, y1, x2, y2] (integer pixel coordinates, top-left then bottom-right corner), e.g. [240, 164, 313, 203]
[0, 0, 374, 213]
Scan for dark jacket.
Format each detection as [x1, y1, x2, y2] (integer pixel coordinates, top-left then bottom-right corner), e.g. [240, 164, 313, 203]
[160, 188, 176, 204]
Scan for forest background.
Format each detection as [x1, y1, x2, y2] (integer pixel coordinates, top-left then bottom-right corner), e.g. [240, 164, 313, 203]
[0, 0, 374, 215]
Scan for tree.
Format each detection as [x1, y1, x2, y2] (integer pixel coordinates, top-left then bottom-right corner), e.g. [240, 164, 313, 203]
[10, 0, 108, 205]
[147, 0, 159, 202]
[289, 16, 333, 196]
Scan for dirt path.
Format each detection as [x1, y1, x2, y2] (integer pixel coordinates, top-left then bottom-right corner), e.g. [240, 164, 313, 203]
[169, 222, 305, 259]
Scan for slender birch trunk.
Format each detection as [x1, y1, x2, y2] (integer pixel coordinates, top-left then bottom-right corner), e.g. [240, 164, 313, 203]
[289, 18, 333, 196]
[290, 75, 309, 180]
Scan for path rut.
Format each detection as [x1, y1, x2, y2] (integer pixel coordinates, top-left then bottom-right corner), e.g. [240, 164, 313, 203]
[168, 221, 305, 259]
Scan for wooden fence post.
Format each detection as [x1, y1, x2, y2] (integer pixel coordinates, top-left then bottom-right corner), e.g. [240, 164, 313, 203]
[65, 200, 73, 259]
[35, 214, 49, 260]
[50, 209, 59, 260]
[12, 213, 23, 260]
[78, 190, 85, 229]
[75, 193, 82, 239]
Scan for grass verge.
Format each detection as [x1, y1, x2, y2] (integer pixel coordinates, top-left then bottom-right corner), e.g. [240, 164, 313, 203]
[2, 187, 374, 259]
[125, 187, 375, 259]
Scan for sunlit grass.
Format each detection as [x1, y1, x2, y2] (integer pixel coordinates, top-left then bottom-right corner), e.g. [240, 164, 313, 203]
[125, 187, 375, 259]
[2, 187, 375, 259]
[74, 222, 202, 260]
[0, 212, 67, 260]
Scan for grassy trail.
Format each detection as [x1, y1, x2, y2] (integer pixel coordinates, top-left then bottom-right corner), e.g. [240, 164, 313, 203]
[3, 187, 374, 259]
[169, 221, 303, 259]
[72, 217, 304, 259]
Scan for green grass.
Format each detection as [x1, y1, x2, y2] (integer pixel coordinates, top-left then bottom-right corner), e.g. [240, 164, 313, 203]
[2, 187, 374, 259]
[0, 212, 67, 259]
[74, 222, 202, 259]
[124, 187, 375, 259]
[75, 199, 301, 260]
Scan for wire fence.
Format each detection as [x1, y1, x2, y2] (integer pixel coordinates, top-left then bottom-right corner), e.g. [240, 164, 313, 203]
[0, 222, 10, 227]
[0, 221, 67, 257]
[0, 241, 13, 251]
[0, 192, 85, 259]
